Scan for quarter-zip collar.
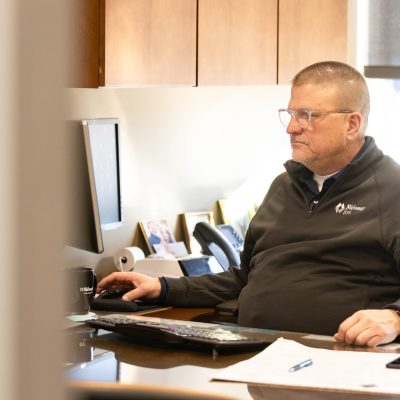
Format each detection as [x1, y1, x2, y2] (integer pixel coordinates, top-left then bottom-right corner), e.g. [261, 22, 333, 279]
[284, 136, 383, 195]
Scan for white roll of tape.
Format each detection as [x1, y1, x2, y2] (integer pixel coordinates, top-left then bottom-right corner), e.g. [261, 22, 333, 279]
[113, 247, 145, 272]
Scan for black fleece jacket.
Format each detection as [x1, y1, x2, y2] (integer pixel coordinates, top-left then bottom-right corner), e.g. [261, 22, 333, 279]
[165, 137, 400, 335]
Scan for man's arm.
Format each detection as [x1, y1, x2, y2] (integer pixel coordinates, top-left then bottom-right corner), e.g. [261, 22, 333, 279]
[164, 266, 248, 307]
[96, 265, 249, 306]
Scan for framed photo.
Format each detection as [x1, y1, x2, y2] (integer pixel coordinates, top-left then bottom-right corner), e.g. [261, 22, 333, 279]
[139, 219, 176, 254]
[139, 219, 188, 257]
[181, 211, 214, 253]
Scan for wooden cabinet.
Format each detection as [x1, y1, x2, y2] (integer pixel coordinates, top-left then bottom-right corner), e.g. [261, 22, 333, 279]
[68, 0, 196, 88]
[68, 0, 348, 87]
[100, 0, 197, 86]
[198, 0, 348, 85]
[67, 0, 100, 88]
[197, 0, 278, 85]
[278, 0, 348, 84]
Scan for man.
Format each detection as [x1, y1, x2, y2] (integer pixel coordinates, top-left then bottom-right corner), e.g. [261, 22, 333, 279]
[147, 221, 161, 246]
[98, 61, 400, 347]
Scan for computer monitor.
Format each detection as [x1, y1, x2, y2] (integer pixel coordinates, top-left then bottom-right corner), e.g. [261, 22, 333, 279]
[65, 118, 122, 254]
[82, 118, 122, 229]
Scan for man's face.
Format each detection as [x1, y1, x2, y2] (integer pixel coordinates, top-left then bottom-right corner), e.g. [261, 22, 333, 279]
[287, 84, 353, 175]
[148, 223, 158, 235]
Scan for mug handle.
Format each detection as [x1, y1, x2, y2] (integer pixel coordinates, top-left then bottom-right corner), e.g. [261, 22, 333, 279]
[93, 272, 98, 296]
[90, 272, 98, 307]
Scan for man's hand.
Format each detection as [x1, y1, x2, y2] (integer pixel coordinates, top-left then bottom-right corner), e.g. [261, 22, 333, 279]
[334, 309, 400, 347]
[96, 272, 162, 301]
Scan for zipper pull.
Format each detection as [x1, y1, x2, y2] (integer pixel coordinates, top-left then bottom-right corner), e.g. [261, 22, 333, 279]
[308, 200, 319, 214]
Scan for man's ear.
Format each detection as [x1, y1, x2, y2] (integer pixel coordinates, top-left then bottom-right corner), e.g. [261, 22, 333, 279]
[346, 112, 362, 139]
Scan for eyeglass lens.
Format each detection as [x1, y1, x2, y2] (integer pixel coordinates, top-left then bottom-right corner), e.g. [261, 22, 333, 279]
[279, 109, 310, 129]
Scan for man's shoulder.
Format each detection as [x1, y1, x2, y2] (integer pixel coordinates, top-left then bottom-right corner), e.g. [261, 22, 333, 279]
[375, 154, 400, 179]
[269, 171, 289, 190]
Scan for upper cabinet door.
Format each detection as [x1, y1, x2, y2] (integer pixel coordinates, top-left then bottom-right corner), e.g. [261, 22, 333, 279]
[67, 0, 100, 88]
[278, 0, 348, 84]
[100, 0, 197, 86]
[198, 0, 278, 85]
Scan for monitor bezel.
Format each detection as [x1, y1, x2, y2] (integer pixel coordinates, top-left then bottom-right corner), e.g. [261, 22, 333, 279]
[81, 117, 122, 252]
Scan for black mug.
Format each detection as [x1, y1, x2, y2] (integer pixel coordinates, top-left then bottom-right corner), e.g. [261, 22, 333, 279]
[65, 266, 97, 315]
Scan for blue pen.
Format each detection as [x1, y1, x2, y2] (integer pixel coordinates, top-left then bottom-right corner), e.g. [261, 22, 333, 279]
[289, 358, 313, 372]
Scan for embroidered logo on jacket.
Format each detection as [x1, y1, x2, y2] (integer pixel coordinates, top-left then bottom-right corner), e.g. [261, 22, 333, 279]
[335, 202, 366, 215]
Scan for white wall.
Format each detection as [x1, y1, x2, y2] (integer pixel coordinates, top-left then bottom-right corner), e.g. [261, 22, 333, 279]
[64, 85, 291, 278]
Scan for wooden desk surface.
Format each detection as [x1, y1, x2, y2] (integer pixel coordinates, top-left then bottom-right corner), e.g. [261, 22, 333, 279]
[65, 308, 400, 400]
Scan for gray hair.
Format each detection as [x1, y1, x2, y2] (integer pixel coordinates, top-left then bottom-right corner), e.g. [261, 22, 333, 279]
[292, 61, 370, 134]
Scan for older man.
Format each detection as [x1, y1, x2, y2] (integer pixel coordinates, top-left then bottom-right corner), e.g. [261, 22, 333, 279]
[98, 61, 400, 347]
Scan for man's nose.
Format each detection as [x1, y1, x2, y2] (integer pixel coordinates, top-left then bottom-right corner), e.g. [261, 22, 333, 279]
[286, 116, 302, 135]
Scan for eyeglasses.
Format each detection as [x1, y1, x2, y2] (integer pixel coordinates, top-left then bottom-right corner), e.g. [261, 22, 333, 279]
[278, 108, 353, 129]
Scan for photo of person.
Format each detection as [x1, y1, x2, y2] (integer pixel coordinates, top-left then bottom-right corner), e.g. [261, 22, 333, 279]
[139, 219, 188, 258]
[139, 219, 176, 253]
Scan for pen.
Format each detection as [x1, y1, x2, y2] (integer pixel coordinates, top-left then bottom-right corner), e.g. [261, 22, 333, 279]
[288, 358, 313, 372]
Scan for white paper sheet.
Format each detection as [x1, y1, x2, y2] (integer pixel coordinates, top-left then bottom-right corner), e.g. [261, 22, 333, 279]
[211, 338, 400, 395]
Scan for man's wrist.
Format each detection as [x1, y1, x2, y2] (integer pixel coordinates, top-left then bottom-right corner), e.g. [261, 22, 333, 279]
[158, 277, 169, 305]
[392, 309, 400, 318]
[384, 304, 400, 317]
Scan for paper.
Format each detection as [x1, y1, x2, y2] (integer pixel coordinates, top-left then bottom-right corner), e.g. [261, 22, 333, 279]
[211, 338, 400, 395]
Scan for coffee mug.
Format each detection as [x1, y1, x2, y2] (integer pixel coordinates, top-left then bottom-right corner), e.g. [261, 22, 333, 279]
[65, 266, 97, 315]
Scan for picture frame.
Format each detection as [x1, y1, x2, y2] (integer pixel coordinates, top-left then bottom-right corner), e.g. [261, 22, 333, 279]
[181, 211, 215, 253]
[139, 219, 176, 254]
[139, 219, 188, 258]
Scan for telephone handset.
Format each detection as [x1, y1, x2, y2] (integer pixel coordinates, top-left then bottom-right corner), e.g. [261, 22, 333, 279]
[193, 222, 241, 270]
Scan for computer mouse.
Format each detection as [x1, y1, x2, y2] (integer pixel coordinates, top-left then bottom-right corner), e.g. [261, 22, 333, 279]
[96, 288, 130, 300]
[92, 289, 161, 313]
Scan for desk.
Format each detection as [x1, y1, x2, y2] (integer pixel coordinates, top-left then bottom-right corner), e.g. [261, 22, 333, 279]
[65, 308, 400, 400]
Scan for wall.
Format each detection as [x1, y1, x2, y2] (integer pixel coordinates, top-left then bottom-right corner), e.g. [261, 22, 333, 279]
[64, 85, 291, 278]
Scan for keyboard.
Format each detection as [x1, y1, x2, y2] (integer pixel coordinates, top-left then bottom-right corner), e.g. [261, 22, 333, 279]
[86, 314, 269, 352]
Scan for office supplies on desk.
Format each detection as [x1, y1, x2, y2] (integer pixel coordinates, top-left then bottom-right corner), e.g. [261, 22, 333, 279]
[113, 247, 145, 271]
[64, 266, 97, 315]
[193, 222, 240, 270]
[86, 314, 268, 353]
[288, 358, 313, 372]
[211, 338, 400, 395]
[215, 224, 244, 252]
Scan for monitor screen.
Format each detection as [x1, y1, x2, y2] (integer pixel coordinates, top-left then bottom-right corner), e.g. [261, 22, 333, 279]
[65, 118, 122, 254]
[179, 256, 225, 277]
[82, 118, 122, 231]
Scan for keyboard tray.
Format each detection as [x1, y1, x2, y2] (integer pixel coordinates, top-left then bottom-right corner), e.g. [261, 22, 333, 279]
[86, 314, 269, 353]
